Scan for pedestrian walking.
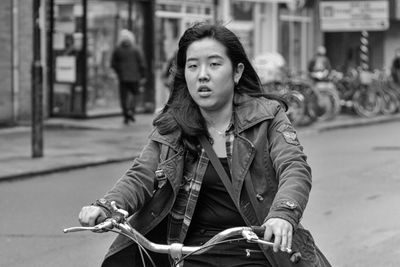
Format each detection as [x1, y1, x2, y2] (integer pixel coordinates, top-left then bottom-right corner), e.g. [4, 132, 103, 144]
[78, 22, 331, 267]
[111, 29, 147, 124]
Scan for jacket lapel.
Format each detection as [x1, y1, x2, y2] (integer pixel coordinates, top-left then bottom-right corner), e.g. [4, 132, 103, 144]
[231, 134, 256, 201]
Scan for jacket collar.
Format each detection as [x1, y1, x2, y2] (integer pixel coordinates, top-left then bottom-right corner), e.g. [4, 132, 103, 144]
[149, 128, 182, 151]
[233, 93, 276, 133]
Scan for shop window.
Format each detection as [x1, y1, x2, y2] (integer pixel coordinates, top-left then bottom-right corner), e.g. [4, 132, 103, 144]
[231, 2, 254, 21]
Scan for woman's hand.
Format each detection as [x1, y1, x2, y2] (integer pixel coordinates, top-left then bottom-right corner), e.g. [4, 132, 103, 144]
[262, 218, 293, 253]
[78, 205, 107, 227]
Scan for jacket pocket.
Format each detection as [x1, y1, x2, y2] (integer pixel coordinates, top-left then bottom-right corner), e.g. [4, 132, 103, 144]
[291, 228, 317, 264]
[290, 227, 332, 267]
[267, 227, 331, 267]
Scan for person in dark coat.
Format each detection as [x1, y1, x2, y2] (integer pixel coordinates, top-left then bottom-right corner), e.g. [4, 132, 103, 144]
[111, 29, 147, 124]
[308, 46, 331, 81]
[391, 48, 400, 85]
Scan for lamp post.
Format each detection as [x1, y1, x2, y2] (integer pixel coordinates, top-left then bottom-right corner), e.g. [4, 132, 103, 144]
[32, 0, 43, 158]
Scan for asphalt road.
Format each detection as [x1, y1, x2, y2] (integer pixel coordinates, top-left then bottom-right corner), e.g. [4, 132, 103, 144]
[0, 121, 399, 267]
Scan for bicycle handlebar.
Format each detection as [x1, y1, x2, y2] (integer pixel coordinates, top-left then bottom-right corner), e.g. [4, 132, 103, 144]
[64, 207, 292, 266]
[64, 221, 291, 253]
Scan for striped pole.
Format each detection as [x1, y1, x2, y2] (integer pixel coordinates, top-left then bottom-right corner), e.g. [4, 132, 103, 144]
[360, 31, 369, 71]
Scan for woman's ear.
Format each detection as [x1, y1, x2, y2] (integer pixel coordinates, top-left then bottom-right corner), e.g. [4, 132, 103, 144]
[234, 63, 244, 84]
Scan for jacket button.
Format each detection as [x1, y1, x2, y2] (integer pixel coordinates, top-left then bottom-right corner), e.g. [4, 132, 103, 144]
[256, 194, 264, 201]
[285, 201, 296, 209]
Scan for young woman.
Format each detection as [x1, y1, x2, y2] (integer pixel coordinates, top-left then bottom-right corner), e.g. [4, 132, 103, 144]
[79, 22, 331, 267]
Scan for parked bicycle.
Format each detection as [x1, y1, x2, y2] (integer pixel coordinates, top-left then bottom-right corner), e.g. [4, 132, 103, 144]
[262, 80, 307, 126]
[308, 70, 341, 121]
[371, 69, 400, 115]
[334, 68, 382, 117]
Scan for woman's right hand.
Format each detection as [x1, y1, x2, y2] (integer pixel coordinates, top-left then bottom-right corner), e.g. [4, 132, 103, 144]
[78, 205, 108, 227]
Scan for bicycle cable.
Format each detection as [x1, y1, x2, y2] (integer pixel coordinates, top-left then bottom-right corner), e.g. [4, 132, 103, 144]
[107, 228, 157, 267]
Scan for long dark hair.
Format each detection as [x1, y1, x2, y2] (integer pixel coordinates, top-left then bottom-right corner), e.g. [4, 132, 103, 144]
[153, 22, 274, 156]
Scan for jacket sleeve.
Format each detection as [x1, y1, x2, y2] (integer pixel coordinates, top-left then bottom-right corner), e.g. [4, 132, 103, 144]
[264, 105, 312, 228]
[103, 136, 161, 215]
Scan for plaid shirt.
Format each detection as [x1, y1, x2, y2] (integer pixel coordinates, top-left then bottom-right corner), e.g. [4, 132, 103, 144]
[167, 123, 235, 244]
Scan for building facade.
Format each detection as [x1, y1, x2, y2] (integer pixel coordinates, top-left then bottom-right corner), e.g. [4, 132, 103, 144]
[320, 0, 400, 73]
[0, 1, 33, 125]
[1, 0, 399, 125]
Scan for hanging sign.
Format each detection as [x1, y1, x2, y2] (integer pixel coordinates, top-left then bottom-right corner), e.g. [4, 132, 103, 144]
[320, 1, 389, 32]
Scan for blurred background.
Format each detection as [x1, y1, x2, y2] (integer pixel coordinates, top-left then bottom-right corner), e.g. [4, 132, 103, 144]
[1, 0, 399, 126]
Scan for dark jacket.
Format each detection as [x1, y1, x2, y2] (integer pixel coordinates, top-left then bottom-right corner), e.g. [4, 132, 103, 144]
[111, 41, 147, 82]
[101, 94, 331, 267]
[308, 55, 331, 73]
[391, 57, 400, 84]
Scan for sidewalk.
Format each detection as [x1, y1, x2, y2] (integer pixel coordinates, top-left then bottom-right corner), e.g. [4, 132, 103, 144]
[1, 112, 400, 182]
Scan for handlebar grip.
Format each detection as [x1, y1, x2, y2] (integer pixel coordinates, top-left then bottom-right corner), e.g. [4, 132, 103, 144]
[251, 226, 266, 237]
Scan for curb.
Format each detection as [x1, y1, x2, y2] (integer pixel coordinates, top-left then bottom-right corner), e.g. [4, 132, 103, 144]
[0, 155, 137, 183]
[316, 114, 400, 132]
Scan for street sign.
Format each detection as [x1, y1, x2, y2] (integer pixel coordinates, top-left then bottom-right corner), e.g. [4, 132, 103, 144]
[320, 1, 389, 32]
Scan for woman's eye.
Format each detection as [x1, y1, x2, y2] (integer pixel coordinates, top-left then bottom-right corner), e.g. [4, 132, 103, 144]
[210, 62, 220, 67]
[187, 64, 197, 69]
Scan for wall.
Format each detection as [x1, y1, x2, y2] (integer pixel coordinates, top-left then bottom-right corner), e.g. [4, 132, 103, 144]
[0, 1, 13, 124]
[18, 1, 34, 122]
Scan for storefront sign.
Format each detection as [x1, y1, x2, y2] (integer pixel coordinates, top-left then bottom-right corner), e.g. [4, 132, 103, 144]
[320, 1, 389, 32]
[55, 56, 76, 83]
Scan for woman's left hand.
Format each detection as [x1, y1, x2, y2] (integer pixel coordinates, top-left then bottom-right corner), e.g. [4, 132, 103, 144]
[262, 218, 293, 253]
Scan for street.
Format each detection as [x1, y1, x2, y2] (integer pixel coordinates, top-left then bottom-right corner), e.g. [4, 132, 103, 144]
[0, 121, 399, 267]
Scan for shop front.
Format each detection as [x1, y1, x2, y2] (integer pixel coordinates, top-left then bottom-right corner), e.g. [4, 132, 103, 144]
[224, 0, 316, 74]
[48, 0, 154, 118]
[153, 0, 215, 111]
[319, 0, 397, 72]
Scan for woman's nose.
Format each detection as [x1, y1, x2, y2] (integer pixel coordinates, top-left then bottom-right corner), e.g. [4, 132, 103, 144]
[198, 65, 209, 82]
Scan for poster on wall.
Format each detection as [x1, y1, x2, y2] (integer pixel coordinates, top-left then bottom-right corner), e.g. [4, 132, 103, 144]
[55, 56, 76, 83]
[53, 32, 66, 50]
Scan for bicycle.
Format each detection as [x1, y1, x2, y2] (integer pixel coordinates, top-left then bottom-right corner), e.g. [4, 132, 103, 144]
[64, 201, 293, 267]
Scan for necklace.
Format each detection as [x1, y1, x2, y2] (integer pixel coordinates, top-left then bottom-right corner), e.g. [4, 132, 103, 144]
[209, 125, 228, 136]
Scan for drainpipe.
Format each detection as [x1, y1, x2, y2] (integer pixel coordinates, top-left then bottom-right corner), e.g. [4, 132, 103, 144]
[12, 0, 19, 123]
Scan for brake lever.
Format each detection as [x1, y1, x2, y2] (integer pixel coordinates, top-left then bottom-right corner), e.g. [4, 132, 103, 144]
[242, 229, 292, 254]
[63, 219, 115, 233]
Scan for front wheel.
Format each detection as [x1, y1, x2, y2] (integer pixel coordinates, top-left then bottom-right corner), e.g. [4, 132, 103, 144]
[379, 90, 400, 115]
[352, 86, 381, 117]
[315, 87, 341, 121]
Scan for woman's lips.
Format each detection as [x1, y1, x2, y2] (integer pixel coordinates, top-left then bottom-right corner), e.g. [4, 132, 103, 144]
[198, 86, 212, 97]
[198, 86, 211, 92]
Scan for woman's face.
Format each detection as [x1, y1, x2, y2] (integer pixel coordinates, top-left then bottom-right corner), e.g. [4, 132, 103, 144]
[184, 38, 243, 113]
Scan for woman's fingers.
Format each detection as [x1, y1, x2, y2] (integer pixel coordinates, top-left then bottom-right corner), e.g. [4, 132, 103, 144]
[272, 230, 282, 252]
[78, 206, 104, 227]
[262, 218, 293, 253]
